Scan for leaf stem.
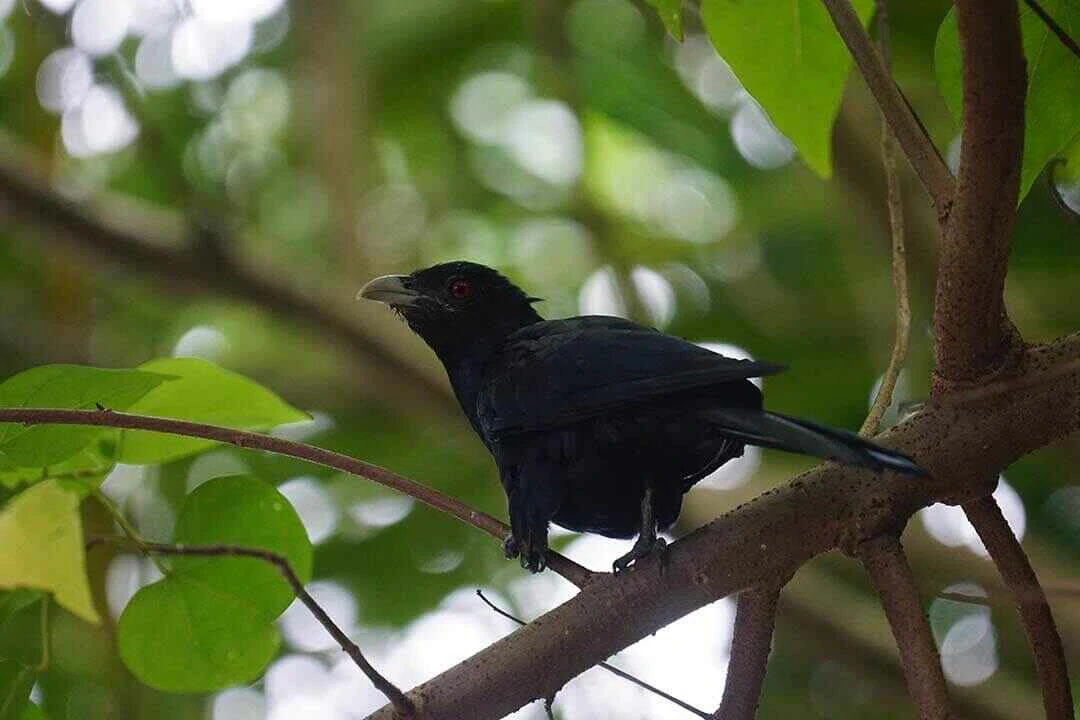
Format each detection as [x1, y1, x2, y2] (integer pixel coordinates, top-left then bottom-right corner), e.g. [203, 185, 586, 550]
[90, 487, 169, 576]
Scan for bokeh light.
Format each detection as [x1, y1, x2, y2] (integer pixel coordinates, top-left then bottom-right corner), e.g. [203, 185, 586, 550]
[278, 476, 339, 545]
[279, 581, 358, 652]
[578, 265, 676, 328]
[920, 476, 1026, 556]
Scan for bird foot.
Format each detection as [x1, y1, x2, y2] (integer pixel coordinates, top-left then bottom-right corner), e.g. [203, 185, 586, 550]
[503, 533, 547, 573]
[612, 536, 667, 575]
[502, 533, 520, 559]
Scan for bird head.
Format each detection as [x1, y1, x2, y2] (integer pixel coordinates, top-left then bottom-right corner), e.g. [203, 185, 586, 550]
[358, 261, 542, 361]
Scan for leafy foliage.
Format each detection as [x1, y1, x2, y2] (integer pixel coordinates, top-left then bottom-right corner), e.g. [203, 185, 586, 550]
[701, 0, 873, 176]
[117, 358, 309, 464]
[646, 0, 684, 40]
[0, 481, 97, 624]
[0, 366, 169, 467]
[117, 475, 312, 692]
[936, 0, 1080, 200]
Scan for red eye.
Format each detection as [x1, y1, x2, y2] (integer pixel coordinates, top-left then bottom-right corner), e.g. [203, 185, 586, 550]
[449, 279, 472, 299]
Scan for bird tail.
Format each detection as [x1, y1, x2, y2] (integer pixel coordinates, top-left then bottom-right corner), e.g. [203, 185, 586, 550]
[702, 409, 925, 475]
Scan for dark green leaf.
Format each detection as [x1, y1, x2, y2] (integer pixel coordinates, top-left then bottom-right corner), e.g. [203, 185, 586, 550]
[117, 359, 309, 464]
[646, 0, 683, 40]
[0, 366, 170, 467]
[0, 660, 34, 720]
[117, 475, 311, 692]
[936, 0, 1080, 201]
[0, 591, 45, 666]
[702, 0, 873, 177]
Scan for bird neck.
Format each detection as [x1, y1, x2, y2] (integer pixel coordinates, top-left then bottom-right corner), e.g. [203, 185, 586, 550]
[429, 310, 542, 429]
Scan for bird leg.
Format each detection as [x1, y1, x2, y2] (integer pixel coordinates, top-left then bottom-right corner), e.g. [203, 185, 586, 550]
[612, 486, 667, 574]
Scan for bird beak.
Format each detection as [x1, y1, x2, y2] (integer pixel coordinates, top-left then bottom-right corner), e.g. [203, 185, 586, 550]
[357, 275, 420, 307]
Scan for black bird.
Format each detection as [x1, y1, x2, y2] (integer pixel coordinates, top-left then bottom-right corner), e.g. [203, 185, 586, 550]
[360, 261, 922, 573]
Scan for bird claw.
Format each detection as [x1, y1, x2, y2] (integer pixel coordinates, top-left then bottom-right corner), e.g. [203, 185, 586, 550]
[502, 534, 520, 559]
[520, 546, 547, 573]
[503, 533, 547, 572]
[612, 536, 667, 575]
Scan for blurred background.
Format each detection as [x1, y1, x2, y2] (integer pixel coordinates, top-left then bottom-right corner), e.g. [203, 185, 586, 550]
[0, 0, 1078, 718]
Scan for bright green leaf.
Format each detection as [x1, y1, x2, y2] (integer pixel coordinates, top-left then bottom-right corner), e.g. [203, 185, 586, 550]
[117, 578, 280, 693]
[117, 475, 311, 692]
[702, 0, 873, 177]
[936, 0, 1080, 201]
[647, 0, 683, 40]
[117, 358, 308, 464]
[0, 481, 98, 624]
[0, 366, 170, 467]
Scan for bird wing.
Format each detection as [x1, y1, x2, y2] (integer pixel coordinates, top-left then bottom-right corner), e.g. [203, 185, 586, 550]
[478, 316, 785, 437]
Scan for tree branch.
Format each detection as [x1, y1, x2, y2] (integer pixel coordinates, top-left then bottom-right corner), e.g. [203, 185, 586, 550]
[820, 0, 956, 221]
[963, 495, 1074, 720]
[1022, 0, 1080, 60]
[932, 0, 1027, 388]
[0, 407, 595, 588]
[860, 0, 911, 437]
[362, 334, 1080, 719]
[857, 535, 952, 720]
[474, 590, 711, 718]
[713, 586, 780, 720]
[90, 535, 414, 715]
[0, 138, 457, 419]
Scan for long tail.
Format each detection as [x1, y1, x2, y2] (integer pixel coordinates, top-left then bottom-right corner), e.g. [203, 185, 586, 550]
[702, 408, 925, 475]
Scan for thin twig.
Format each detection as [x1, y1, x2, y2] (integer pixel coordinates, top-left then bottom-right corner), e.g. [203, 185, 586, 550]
[860, 0, 911, 437]
[713, 586, 780, 720]
[857, 535, 952, 720]
[1023, 0, 1080, 60]
[92, 535, 414, 716]
[0, 407, 595, 588]
[820, 0, 955, 220]
[963, 495, 1074, 720]
[475, 590, 711, 719]
[90, 488, 169, 575]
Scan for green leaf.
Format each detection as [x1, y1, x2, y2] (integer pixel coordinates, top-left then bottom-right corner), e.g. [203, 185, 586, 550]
[0, 481, 98, 625]
[1059, 134, 1080, 183]
[0, 446, 113, 492]
[935, 0, 1080, 201]
[19, 704, 45, 720]
[0, 591, 45, 666]
[647, 0, 683, 40]
[0, 660, 34, 720]
[702, 0, 873, 177]
[118, 475, 312, 692]
[117, 359, 308, 464]
[0, 366, 170, 467]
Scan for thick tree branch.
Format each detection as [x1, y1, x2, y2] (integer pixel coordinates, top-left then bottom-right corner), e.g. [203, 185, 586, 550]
[820, 0, 956, 220]
[91, 536, 414, 715]
[963, 496, 1074, 720]
[932, 0, 1027, 388]
[0, 139, 457, 419]
[857, 536, 952, 720]
[713, 586, 780, 720]
[474, 590, 711, 718]
[0, 408, 594, 588]
[362, 335, 1080, 719]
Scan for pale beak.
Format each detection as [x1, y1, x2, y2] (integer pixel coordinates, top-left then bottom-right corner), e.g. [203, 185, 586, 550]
[357, 275, 420, 307]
